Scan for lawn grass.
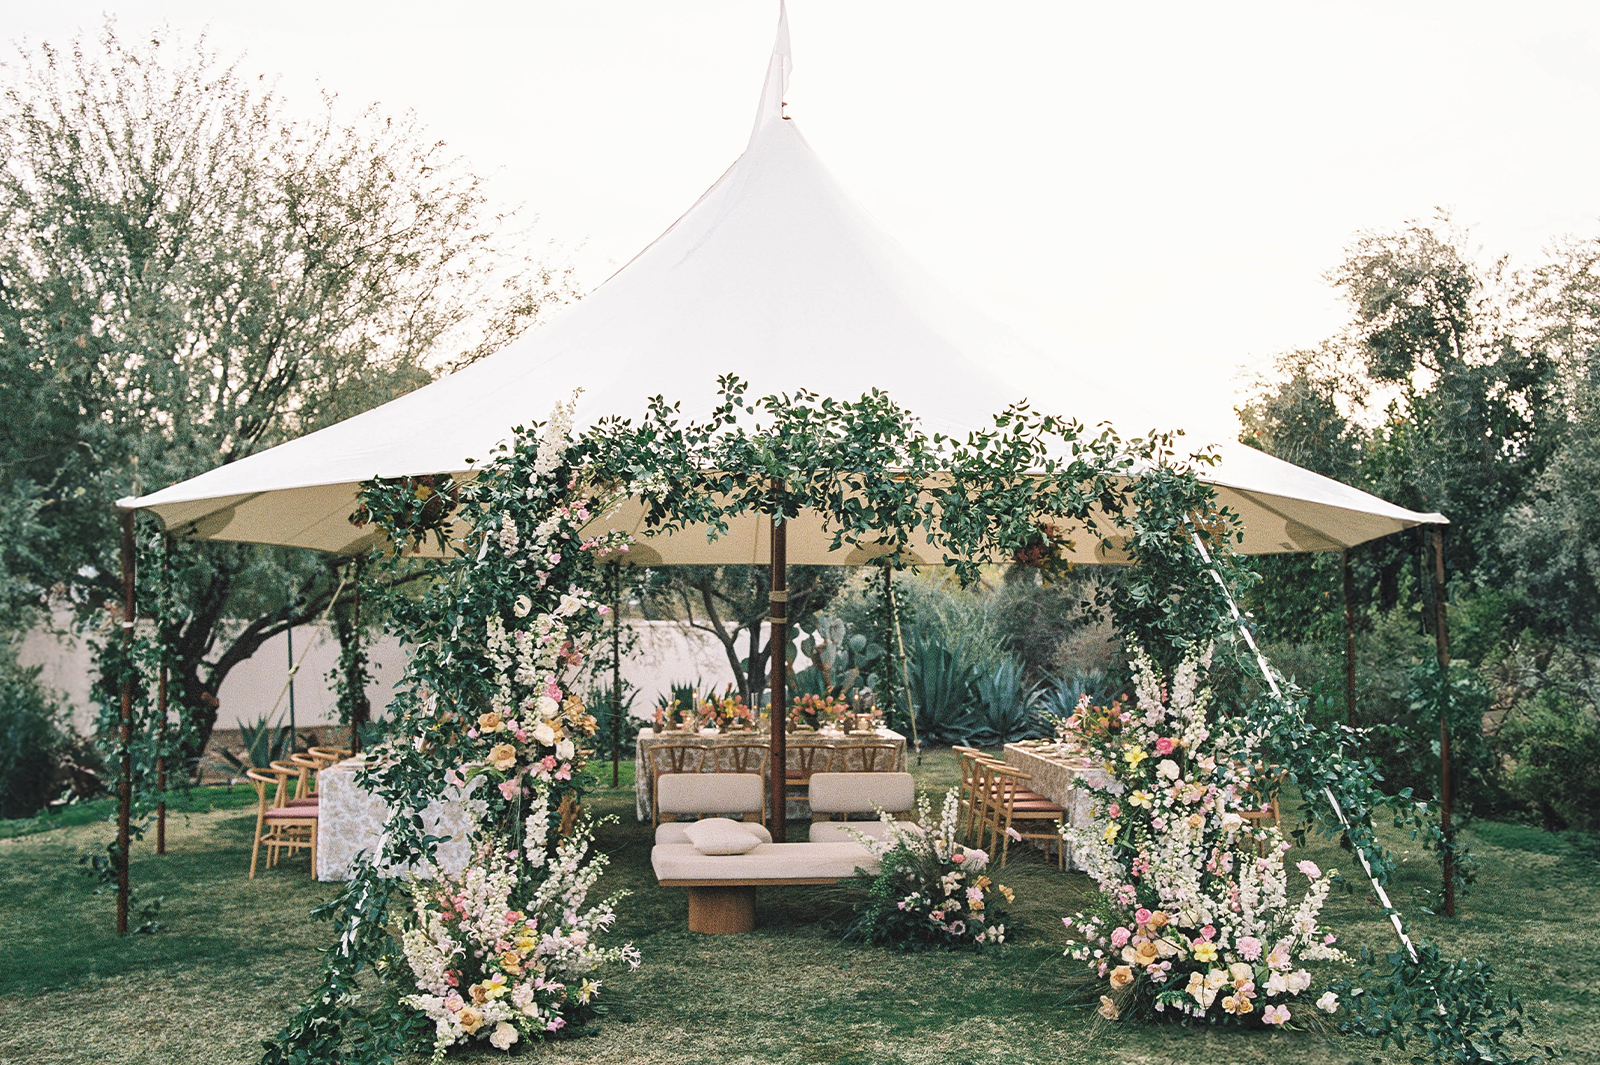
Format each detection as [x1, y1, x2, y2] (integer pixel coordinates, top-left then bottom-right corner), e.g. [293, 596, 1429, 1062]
[0, 748, 1590, 1064]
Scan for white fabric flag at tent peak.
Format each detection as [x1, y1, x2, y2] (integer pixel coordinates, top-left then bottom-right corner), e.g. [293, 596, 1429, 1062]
[119, 2, 1444, 562]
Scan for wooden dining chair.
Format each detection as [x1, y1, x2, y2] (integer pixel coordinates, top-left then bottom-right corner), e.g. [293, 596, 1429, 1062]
[307, 746, 351, 766]
[982, 763, 1066, 868]
[246, 766, 319, 878]
[1239, 768, 1286, 856]
[647, 741, 711, 827]
[954, 747, 1004, 844]
[785, 742, 838, 808]
[847, 742, 901, 773]
[271, 759, 320, 807]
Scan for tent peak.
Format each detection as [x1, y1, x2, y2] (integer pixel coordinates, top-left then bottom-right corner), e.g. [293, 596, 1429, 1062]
[750, 0, 793, 141]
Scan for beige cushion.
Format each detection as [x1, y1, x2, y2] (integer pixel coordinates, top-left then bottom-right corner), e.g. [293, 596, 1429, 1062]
[651, 841, 880, 882]
[655, 820, 773, 846]
[809, 819, 925, 844]
[657, 772, 764, 817]
[808, 772, 915, 815]
[682, 817, 764, 855]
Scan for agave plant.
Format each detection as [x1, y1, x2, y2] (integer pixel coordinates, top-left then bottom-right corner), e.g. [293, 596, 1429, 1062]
[969, 655, 1045, 746]
[216, 715, 294, 772]
[905, 624, 978, 745]
[1035, 665, 1117, 726]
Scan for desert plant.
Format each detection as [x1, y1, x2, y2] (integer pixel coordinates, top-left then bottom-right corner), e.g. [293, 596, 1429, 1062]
[217, 715, 294, 773]
[969, 655, 1044, 746]
[906, 623, 978, 745]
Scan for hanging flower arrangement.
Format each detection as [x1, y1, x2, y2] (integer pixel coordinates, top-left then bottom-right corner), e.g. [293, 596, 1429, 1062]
[1059, 642, 1344, 1027]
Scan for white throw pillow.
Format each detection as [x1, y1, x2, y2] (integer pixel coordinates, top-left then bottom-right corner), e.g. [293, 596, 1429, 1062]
[683, 817, 763, 855]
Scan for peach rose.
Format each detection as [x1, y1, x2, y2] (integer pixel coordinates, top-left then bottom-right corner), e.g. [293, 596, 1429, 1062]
[1108, 965, 1135, 991]
[458, 1006, 485, 1034]
[488, 743, 517, 772]
[478, 710, 503, 733]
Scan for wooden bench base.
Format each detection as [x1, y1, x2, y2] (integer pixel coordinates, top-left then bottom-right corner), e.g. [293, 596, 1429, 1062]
[661, 876, 844, 935]
[687, 886, 756, 934]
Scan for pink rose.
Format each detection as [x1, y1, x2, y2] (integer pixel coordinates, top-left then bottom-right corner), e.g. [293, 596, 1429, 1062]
[1107, 803, 1121, 818]
[1135, 908, 1153, 926]
[1154, 737, 1175, 755]
[1297, 860, 1322, 880]
[1110, 927, 1131, 948]
[952, 852, 965, 863]
[1201, 925, 1216, 941]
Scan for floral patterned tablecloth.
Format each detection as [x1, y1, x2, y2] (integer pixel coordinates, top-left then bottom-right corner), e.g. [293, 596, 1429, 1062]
[316, 758, 487, 881]
[633, 728, 907, 821]
[1002, 741, 1112, 871]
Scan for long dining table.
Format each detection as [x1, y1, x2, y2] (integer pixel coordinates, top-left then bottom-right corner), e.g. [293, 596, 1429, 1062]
[634, 727, 907, 821]
[1001, 739, 1112, 871]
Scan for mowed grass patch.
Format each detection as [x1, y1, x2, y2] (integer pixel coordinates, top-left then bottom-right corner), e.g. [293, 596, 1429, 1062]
[0, 754, 1592, 1064]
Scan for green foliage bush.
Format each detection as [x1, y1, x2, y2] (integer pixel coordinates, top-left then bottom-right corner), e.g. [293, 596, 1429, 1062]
[0, 650, 94, 818]
[1498, 686, 1600, 831]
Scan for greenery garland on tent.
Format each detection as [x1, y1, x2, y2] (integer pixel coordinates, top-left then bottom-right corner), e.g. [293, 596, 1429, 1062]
[261, 378, 1548, 1064]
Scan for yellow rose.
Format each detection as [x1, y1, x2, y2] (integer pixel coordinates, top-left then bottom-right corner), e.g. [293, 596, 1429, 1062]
[1147, 910, 1168, 930]
[1133, 941, 1160, 967]
[488, 743, 517, 772]
[478, 710, 503, 733]
[500, 950, 523, 974]
[458, 1006, 485, 1034]
[1108, 965, 1135, 991]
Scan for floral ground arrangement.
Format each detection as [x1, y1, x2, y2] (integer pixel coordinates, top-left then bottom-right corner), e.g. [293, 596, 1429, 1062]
[0, 751, 1591, 1065]
[1060, 645, 1344, 1027]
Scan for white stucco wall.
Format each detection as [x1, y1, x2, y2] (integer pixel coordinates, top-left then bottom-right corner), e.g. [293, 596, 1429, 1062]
[18, 616, 750, 734]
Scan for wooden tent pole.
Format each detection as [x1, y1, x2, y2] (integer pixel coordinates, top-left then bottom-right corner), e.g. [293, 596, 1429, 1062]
[1432, 525, 1456, 918]
[769, 512, 788, 843]
[1343, 550, 1357, 729]
[611, 564, 622, 789]
[116, 509, 136, 935]
[156, 535, 169, 855]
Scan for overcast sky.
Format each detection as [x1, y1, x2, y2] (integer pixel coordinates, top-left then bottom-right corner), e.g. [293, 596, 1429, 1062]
[7, 1, 1600, 437]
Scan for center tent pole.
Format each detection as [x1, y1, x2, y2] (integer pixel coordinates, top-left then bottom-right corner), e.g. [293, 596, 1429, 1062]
[769, 513, 788, 843]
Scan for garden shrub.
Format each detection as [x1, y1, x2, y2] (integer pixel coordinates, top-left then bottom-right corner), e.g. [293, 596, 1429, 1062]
[0, 650, 94, 818]
[1498, 686, 1600, 831]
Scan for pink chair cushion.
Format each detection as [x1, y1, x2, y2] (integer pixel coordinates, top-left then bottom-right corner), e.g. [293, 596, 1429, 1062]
[265, 805, 317, 819]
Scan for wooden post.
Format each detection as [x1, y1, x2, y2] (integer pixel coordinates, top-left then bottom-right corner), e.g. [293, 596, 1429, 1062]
[347, 566, 367, 756]
[769, 514, 788, 843]
[612, 564, 623, 789]
[1343, 550, 1357, 729]
[1431, 525, 1456, 918]
[117, 509, 135, 935]
[155, 535, 169, 855]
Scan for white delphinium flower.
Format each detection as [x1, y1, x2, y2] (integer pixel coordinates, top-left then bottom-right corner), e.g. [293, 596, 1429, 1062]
[534, 392, 580, 480]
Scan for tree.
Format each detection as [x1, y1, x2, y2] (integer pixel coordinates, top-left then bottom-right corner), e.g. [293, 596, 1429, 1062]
[637, 564, 846, 707]
[0, 24, 573, 757]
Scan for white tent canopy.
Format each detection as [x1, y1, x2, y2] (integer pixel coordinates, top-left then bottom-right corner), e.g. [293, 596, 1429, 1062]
[120, 6, 1443, 561]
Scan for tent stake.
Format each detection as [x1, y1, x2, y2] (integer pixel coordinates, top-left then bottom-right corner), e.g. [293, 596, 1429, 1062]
[116, 509, 136, 935]
[769, 513, 788, 843]
[1432, 525, 1455, 918]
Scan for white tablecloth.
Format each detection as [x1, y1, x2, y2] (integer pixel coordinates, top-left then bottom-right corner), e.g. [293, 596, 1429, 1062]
[316, 759, 485, 881]
[1002, 741, 1111, 871]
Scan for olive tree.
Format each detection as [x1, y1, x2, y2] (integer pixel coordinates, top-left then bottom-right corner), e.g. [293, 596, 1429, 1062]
[0, 23, 574, 758]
